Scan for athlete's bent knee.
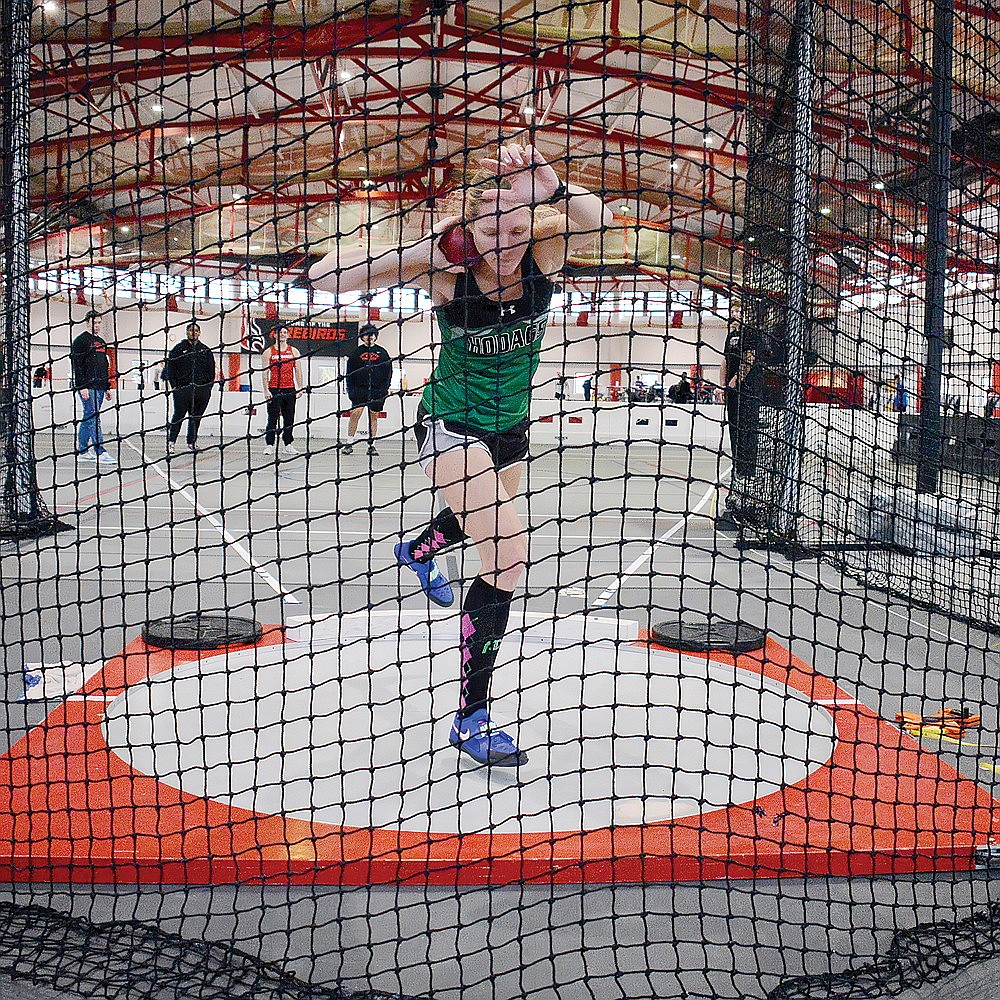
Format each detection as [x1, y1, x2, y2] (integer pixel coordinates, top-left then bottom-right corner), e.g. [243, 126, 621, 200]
[495, 537, 527, 590]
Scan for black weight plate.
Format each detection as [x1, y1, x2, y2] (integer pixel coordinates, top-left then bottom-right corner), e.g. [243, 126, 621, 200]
[142, 613, 263, 650]
[650, 618, 766, 653]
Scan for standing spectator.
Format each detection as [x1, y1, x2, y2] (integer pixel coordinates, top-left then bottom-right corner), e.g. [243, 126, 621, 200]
[942, 373, 961, 417]
[342, 324, 393, 457]
[261, 324, 304, 458]
[70, 310, 114, 466]
[892, 375, 909, 413]
[719, 323, 764, 482]
[164, 320, 217, 455]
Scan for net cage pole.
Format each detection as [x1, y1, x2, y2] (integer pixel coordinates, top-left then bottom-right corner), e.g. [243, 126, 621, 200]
[915, 0, 956, 496]
[738, 0, 817, 540]
[0, 0, 61, 539]
[776, 0, 816, 536]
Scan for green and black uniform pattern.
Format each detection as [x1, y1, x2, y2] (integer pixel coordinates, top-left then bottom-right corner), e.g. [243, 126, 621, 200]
[422, 249, 555, 434]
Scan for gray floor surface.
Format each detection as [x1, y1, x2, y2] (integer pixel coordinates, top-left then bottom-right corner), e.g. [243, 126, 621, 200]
[3, 430, 1000, 1000]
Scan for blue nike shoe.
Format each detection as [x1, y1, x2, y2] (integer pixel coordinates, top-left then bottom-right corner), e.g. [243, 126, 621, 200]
[394, 542, 454, 607]
[449, 708, 527, 767]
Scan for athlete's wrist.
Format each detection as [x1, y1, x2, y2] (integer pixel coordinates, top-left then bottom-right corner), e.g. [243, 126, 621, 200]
[541, 181, 567, 206]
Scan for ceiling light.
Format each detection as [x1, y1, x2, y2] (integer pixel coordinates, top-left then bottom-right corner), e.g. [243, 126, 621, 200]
[873, 180, 886, 191]
[185, 135, 194, 145]
[522, 106, 535, 118]
[249, 244, 262, 250]
[703, 135, 714, 146]
[42, 1, 57, 11]
[172, 237, 179, 243]
[150, 103, 163, 113]
[819, 206, 833, 216]
[339, 70, 352, 81]
[672, 254, 682, 259]
[120, 225, 130, 233]
[619, 203, 630, 213]
[670, 161, 679, 171]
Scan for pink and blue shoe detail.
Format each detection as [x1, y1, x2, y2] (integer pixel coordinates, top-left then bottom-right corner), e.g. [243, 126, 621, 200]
[395, 541, 454, 607]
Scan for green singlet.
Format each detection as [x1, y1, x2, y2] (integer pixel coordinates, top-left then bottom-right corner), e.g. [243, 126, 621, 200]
[421, 249, 555, 434]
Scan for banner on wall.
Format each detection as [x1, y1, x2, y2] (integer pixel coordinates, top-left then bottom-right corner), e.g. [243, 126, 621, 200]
[242, 319, 359, 358]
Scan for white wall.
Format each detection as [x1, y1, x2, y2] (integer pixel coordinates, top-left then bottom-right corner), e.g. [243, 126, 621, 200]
[830, 289, 1000, 412]
[834, 291, 999, 369]
[29, 295, 729, 398]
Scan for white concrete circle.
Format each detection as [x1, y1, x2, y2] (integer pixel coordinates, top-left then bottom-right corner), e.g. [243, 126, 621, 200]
[104, 613, 835, 835]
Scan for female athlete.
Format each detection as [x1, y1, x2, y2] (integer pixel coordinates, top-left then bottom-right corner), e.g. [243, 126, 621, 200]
[310, 143, 612, 766]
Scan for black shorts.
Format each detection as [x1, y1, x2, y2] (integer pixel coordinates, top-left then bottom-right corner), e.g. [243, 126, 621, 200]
[349, 396, 386, 412]
[413, 404, 529, 471]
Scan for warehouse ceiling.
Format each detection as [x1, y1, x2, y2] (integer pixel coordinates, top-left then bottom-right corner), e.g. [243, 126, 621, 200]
[27, 0, 1000, 297]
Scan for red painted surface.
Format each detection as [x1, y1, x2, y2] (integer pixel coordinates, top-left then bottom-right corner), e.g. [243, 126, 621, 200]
[992, 362, 1000, 395]
[225, 352, 241, 392]
[0, 630, 995, 887]
[609, 363, 622, 402]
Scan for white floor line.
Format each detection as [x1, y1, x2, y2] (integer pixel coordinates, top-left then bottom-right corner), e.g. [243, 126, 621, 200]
[590, 467, 732, 609]
[124, 524, 716, 543]
[124, 441, 303, 606]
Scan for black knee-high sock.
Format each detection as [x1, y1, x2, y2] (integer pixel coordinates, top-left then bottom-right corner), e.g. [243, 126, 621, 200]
[408, 507, 467, 563]
[459, 577, 515, 718]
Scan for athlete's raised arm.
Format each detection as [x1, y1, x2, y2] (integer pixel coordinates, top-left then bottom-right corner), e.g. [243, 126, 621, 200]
[481, 143, 614, 269]
[308, 218, 463, 295]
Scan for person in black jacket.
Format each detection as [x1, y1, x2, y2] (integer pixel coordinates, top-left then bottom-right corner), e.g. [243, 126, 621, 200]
[668, 372, 693, 404]
[163, 321, 217, 455]
[342, 324, 393, 457]
[70, 310, 114, 465]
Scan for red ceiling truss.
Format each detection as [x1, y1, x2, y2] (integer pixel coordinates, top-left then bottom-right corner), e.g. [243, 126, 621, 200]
[26, 0, 1000, 288]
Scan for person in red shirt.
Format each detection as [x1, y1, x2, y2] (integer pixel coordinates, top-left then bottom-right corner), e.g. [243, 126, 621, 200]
[261, 325, 303, 458]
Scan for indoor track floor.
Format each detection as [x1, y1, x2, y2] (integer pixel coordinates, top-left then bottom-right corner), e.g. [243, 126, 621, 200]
[6, 430, 999, 796]
[3, 431, 1000, 1000]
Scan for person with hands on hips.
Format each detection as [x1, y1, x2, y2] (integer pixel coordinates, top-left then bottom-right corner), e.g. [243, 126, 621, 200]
[308, 143, 613, 767]
[342, 324, 393, 458]
[163, 321, 217, 455]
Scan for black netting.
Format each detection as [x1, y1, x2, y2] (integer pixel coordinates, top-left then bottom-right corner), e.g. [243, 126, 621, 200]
[0, 0, 64, 539]
[770, 899, 1000, 999]
[3, 0, 1000, 997]
[0, 901, 411, 1000]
